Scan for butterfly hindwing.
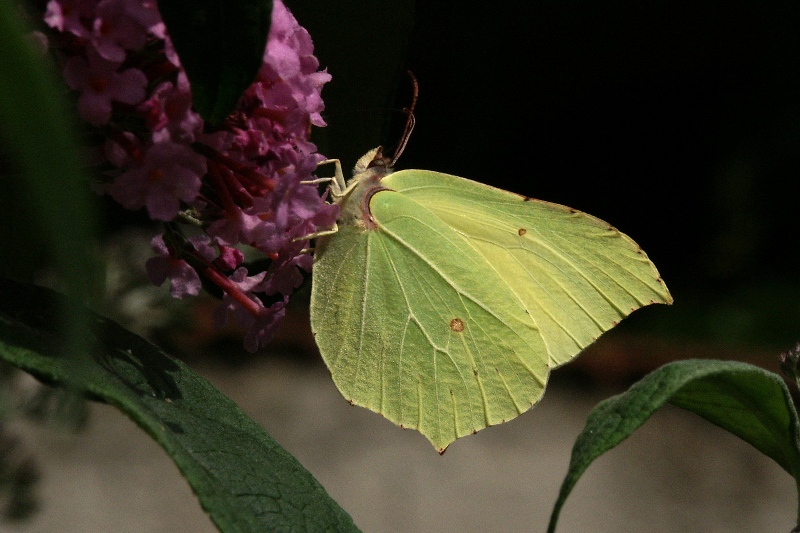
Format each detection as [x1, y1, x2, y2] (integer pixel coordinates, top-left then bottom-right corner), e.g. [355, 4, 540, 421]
[311, 188, 550, 452]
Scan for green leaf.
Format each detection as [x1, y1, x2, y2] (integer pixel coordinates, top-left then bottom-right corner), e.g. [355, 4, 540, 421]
[0, 279, 359, 533]
[0, 1, 98, 355]
[548, 359, 800, 533]
[157, 0, 273, 124]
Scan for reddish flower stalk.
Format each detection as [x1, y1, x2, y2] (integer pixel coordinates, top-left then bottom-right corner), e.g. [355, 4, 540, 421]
[198, 260, 261, 317]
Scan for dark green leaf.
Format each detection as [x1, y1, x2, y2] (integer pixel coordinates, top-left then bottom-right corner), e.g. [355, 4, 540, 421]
[0, 2, 98, 356]
[0, 279, 359, 533]
[548, 359, 800, 533]
[157, 0, 273, 124]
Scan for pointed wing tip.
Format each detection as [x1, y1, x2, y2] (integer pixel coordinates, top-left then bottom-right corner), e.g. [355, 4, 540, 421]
[425, 432, 455, 454]
[646, 289, 673, 307]
[656, 279, 674, 306]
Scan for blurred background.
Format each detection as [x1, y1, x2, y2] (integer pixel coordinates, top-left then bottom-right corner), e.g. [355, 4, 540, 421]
[4, 0, 800, 531]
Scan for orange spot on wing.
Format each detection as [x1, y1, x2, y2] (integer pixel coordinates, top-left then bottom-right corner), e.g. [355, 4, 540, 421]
[449, 318, 465, 332]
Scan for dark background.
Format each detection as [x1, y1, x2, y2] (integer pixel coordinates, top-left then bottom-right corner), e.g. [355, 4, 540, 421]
[289, 0, 800, 355]
[3, 5, 797, 530]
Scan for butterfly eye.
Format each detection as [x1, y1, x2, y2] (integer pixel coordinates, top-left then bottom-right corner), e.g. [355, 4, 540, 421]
[366, 147, 391, 170]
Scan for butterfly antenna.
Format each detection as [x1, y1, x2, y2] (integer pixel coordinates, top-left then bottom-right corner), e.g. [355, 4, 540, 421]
[389, 71, 419, 167]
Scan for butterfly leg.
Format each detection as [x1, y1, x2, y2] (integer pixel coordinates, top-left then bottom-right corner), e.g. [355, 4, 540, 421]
[293, 159, 350, 246]
[304, 158, 364, 200]
[292, 222, 339, 251]
[309, 158, 347, 198]
[301, 177, 334, 185]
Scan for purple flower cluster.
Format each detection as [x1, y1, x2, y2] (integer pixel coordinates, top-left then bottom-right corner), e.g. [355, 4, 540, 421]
[43, 0, 336, 351]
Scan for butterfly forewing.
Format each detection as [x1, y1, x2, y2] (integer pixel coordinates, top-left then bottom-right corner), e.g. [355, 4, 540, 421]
[383, 170, 673, 368]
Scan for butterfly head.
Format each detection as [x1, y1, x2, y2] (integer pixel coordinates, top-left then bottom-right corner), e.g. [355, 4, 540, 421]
[353, 147, 393, 176]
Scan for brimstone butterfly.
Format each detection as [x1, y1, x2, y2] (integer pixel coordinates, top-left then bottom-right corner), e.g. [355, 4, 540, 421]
[309, 145, 672, 453]
[309, 78, 671, 452]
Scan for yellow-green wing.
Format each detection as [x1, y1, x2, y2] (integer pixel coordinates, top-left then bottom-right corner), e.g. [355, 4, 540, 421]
[383, 170, 672, 368]
[311, 190, 550, 452]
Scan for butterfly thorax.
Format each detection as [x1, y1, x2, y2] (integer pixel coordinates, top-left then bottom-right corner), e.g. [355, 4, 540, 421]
[337, 147, 394, 230]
